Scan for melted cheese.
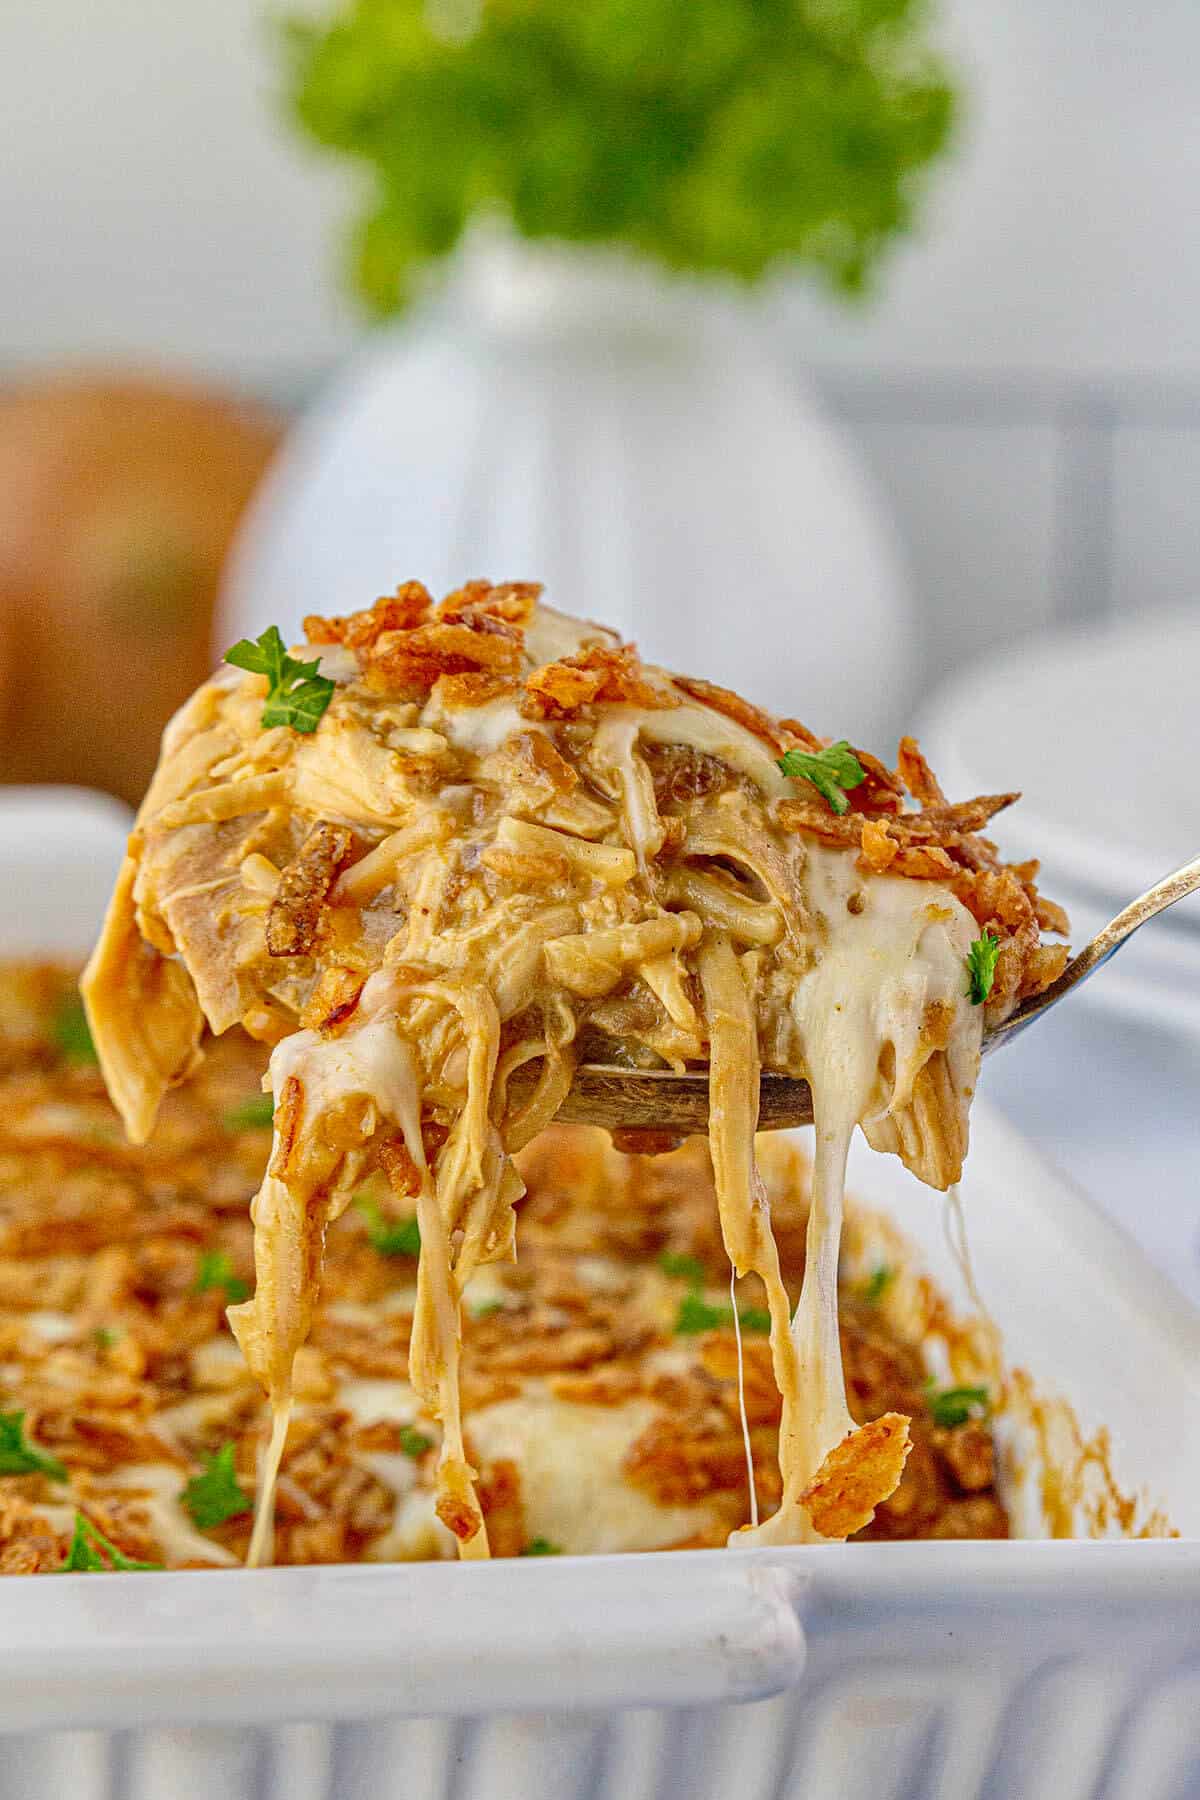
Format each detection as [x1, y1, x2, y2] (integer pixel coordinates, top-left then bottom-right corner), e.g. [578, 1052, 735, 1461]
[466, 1390, 717, 1553]
[237, 972, 432, 1566]
[366, 1487, 456, 1561]
[338, 1377, 422, 1427]
[589, 715, 666, 870]
[268, 981, 424, 1130]
[25, 1311, 78, 1345]
[524, 605, 618, 666]
[743, 846, 981, 1544]
[639, 699, 788, 796]
[423, 695, 540, 757]
[313, 645, 362, 685]
[110, 1464, 241, 1568]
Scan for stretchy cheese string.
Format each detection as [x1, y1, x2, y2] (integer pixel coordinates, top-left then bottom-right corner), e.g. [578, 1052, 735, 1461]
[730, 1265, 759, 1530]
[943, 1182, 1003, 1379]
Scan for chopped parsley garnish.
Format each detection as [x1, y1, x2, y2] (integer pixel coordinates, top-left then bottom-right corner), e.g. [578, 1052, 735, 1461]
[193, 1249, 250, 1305]
[521, 1537, 562, 1556]
[51, 992, 97, 1065]
[357, 1195, 421, 1258]
[965, 932, 1001, 1005]
[663, 1254, 770, 1335]
[60, 1512, 160, 1572]
[862, 1264, 894, 1305]
[658, 1251, 707, 1285]
[674, 1292, 729, 1335]
[93, 1326, 119, 1351]
[0, 1411, 67, 1482]
[673, 1294, 770, 1336]
[925, 1382, 990, 1429]
[181, 1442, 253, 1530]
[222, 1092, 275, 1132]
[225, 625, 335, 734]
[399, 1426, 434, 1458]
[776, 741, 865, 815]
[470, 1299, 507, 1319]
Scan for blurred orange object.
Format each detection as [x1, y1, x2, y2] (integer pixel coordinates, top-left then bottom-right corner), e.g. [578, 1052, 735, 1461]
[0, 372, 281, 806]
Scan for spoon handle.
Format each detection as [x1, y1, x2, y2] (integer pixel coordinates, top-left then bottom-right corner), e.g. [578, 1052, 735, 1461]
[987, 850, 1200, 1049]
[552, 1064, 814, 1134]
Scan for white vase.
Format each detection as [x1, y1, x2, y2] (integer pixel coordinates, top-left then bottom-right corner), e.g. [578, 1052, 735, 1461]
[222, 237, 911, 746]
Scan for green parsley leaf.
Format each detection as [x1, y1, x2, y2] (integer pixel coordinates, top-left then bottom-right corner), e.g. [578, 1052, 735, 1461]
[283, 3, 955, 316]
[93, 1326, 119, 1351]
[925, 1383, 990, 1429]
[470, 1299, 507, 1320]
[661, 1255, 770, 1334]
[222, 1092, 275, 1133]
[520, 1537, 562, 1556]
[59, 1512, 160, 1572]
[776, 742, 866, 815]
[225, 625, 335, 735]
[52, 992, 97, 1065]
[658, 1251, 707, 1287]
[674, 1292, 730, 1335]
[181, 1442, 253, 1530]
[673, 1291, 773, 1335]
[356, 1195, 421, 1258]
[399, 1426, 434, 1458]
[0, 1411, 67, 1482]
[965, 932, 1001, 1006]
[60, 1516, 109, 1572]
[862, 1265, 894, 1305]
[193, 1249, 250, 1305]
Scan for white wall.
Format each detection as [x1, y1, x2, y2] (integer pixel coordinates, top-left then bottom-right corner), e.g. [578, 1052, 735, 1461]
[5, 0, 1199, 383]
[3, 0, 1199, 683]
[775, 0, 1200, 383]
[1, 0, 358, 375]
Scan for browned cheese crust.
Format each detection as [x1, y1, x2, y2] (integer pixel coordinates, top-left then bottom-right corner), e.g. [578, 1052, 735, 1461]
[0, 966, 1007, 1569]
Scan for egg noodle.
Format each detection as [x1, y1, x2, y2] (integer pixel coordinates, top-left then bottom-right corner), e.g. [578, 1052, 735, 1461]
[83, 581, 1069, 1561]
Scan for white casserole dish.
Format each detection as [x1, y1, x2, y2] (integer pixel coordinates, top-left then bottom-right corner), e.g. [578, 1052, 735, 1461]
[2, 789, 1198, 1799]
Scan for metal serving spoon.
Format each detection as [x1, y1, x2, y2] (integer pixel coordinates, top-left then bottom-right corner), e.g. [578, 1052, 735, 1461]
[550, 853, 1200, 1136]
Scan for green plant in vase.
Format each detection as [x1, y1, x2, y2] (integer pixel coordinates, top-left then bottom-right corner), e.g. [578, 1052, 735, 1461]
[282, 0, 958, 315]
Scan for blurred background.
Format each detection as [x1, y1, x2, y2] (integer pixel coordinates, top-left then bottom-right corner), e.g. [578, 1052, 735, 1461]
[2, 0, 1198, 1292]
[9, 2, 1200, 668]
